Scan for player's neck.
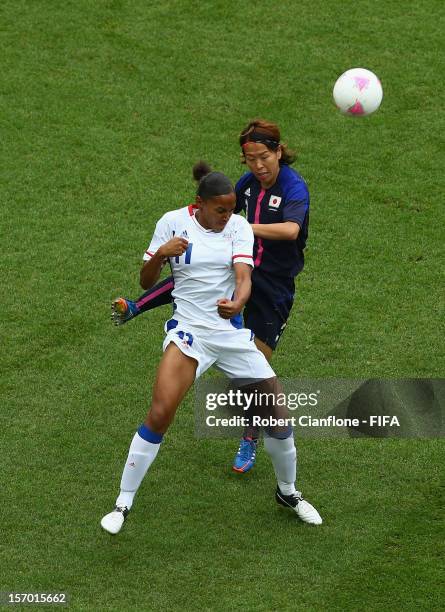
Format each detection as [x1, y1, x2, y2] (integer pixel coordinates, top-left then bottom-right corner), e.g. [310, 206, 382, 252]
[195, 210, 218, 232]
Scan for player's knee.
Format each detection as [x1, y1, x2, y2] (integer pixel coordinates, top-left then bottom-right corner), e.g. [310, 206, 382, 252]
[144, 402, 174, 434]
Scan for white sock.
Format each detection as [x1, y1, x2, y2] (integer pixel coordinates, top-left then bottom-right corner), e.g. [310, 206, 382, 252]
[115, 432, 161, 509]
[264, 435, 297, 496]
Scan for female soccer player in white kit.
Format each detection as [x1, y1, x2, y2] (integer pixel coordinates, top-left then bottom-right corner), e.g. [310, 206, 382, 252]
[101, 163, 322, 534]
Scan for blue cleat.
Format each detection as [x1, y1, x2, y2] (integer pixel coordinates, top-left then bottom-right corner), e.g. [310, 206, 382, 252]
[232, 437, 257, 473]
[111, 298, 140, 326]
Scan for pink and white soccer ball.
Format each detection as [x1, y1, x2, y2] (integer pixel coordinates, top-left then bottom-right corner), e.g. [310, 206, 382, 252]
[333, 68, 383, 116]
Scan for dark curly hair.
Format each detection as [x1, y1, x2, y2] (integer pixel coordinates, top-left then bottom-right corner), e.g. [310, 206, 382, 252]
[192, 161, 234, 199]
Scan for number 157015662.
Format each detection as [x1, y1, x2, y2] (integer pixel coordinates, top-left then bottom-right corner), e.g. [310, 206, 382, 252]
[1, 592, 68, 605]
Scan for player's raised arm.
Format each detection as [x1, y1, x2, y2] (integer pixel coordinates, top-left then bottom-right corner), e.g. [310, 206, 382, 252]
[140, 237, 188, 290]
[140, 214, 187, 290]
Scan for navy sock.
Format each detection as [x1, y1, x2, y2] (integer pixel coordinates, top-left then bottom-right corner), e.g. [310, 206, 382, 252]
[135, 277, 174, 313]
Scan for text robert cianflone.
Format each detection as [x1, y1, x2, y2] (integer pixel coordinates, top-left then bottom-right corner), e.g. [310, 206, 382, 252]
[205, 389, 320, 411]
[205, 415, 401, 428]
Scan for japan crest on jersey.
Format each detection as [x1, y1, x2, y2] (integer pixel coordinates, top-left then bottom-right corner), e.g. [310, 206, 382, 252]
[269, 195, 281, 210]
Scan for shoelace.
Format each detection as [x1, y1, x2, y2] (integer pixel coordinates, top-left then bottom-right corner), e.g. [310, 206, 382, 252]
[290, 491, 304, 502]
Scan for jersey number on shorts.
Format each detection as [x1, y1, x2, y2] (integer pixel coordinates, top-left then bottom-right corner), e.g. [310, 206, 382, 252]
[175, 243, 193, 264]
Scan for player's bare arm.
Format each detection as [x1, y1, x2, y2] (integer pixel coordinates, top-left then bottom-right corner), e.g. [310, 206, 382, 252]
[251, 221, 300, 241]
[140, 237, 188, 290]
[217, 262, 252, 319]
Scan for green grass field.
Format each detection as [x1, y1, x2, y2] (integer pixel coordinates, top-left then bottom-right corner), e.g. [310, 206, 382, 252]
[1, 1, 444, 610]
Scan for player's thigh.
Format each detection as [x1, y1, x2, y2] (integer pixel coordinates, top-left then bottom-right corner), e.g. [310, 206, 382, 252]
[254, 336, 273, 362]
[145, 343, 197, 431]
[152, 342, 197, 407]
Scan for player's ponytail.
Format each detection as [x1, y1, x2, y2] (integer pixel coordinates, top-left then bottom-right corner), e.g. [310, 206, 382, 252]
[193, 160, 213, 182]
[193, 161, 234, 200]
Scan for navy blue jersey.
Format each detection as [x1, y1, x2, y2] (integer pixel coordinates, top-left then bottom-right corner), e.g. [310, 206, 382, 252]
[235, 164, 309, 278]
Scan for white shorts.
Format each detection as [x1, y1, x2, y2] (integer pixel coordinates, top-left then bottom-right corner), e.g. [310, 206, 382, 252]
[162, 320, 275, 380]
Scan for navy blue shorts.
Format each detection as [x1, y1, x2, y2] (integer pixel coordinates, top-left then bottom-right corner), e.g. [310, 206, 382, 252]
[243, 270, 295, 350]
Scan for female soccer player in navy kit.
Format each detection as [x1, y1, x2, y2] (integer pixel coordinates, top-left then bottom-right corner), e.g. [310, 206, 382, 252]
[101, 163, 321, 534]
[112, 120, 310, 474]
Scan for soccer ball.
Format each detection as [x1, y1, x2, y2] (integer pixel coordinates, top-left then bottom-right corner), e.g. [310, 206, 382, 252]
[333, 68, 383, 116]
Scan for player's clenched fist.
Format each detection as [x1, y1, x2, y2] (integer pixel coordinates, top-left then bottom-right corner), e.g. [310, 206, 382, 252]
[158, 237, 189, 258]
[216, 298, 243, 319]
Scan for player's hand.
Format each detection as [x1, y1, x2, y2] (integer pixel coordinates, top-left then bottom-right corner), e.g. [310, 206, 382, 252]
[217, 298, 242, 319]
[158, 237, 189, 258]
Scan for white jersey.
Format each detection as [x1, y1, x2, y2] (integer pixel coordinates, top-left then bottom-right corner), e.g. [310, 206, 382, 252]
[143, 205, 254, 330]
